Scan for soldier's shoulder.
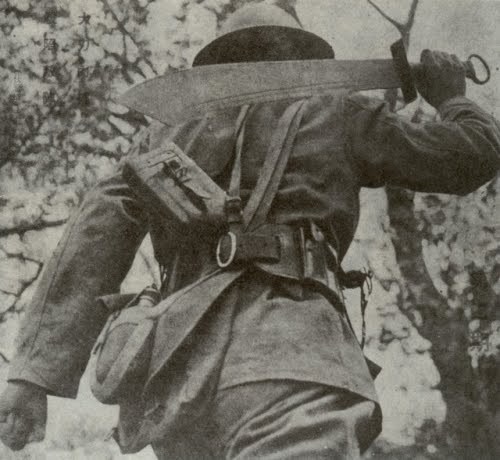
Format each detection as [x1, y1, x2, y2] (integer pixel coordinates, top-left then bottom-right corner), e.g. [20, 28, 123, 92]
[344, 91, 387, 113]
[299, 92, 352, 123]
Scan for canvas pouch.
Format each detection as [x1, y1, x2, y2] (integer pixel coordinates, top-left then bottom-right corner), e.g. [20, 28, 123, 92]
[122, 141, 228, 242]
[90, 286, 160, 405]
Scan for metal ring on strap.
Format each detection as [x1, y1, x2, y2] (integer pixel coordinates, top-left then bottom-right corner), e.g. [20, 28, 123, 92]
[216, 232, 238, 268]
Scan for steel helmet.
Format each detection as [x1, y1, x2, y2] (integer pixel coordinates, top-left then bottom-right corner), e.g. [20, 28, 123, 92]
[193, 3, 334, 66]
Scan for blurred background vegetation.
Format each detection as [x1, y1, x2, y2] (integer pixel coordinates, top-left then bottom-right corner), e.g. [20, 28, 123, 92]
[0, 0, 498, 458]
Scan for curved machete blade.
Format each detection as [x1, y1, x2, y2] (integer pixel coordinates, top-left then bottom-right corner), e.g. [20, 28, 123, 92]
[117, 47, 412, 126]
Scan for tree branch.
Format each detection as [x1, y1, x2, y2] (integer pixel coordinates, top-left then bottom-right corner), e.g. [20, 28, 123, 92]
[367, 0, 420, 44]
[367, 0, 403, 31]
[406, 0, 420, 31]
[1, 253, 43, 266]
[98, 0, 159, 76]
[273, 0, 302, 27]
[0, 219, 67, 238]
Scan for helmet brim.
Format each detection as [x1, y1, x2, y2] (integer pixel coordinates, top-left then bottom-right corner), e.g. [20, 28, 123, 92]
[193, 26, 334, 67]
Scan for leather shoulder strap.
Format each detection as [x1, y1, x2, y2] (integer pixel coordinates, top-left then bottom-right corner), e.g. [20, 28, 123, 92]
[243, 99, 307, 232]
[227, 105, 252, 200]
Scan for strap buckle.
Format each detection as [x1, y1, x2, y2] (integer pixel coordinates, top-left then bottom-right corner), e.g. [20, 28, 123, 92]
[225, 196, 243, 225]
[216, 231, 238, 268]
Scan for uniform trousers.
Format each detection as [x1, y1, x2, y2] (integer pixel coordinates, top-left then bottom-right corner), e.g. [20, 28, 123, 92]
[153, 380, 381, 460]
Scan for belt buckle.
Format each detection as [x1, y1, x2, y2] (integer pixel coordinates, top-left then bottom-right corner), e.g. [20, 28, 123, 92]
[216, 231, 238, 268]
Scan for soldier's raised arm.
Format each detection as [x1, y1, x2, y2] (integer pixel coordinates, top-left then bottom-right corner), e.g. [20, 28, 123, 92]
[347, 50, 500, 194]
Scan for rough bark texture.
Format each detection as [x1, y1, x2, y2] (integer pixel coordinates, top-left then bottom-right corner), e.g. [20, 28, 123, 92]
[387, 186, 499, 459]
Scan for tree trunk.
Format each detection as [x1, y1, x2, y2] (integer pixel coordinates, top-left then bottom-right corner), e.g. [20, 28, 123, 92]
[386, 186, 499, 459]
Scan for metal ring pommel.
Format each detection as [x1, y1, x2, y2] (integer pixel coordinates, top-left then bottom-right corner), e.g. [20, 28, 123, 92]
[466, 54, 491, 85]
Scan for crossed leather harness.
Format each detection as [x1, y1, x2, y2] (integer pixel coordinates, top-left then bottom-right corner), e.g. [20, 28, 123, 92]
[214, 100, 343, 303]
[91, 98, 376, 420]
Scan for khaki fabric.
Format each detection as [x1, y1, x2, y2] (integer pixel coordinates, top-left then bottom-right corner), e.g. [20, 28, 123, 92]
[153, 380, 381, 460]
[7, 93, 499, 452]
[217, 271, 376, 399]
[113, 269, 376, 452]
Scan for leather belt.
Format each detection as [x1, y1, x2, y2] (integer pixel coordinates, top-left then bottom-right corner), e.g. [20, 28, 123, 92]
[215, 223, 344, 304]
[216, 228, 281, 268]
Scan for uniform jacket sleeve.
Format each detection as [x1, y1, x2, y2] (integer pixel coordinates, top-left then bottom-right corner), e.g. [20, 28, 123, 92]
[346, 95, 500, 194]
[8, 173, 148, 398]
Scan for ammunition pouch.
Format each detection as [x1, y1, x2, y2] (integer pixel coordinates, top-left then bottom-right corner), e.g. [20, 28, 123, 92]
[122, 141, 228, 242]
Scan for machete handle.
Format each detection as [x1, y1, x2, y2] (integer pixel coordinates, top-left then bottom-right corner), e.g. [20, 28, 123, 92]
[412, 53, 491, 85]
[390, 40, 491, 104]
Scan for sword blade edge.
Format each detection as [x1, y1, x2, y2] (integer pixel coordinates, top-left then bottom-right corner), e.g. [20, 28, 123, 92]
[117, 59, 401, 125]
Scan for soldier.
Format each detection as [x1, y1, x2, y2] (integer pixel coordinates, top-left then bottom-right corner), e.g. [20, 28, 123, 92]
[1, 3, 499, 459]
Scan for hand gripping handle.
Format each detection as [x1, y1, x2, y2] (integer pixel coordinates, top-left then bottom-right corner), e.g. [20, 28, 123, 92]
[412, 53, 491, 85]
[390, 39, 491, 104]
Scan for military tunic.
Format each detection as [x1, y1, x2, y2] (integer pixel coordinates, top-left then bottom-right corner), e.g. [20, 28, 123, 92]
[8, 93, 500, 453]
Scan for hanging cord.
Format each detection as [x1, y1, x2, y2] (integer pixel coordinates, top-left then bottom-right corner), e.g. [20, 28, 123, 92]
[338, 267, 373, 348]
